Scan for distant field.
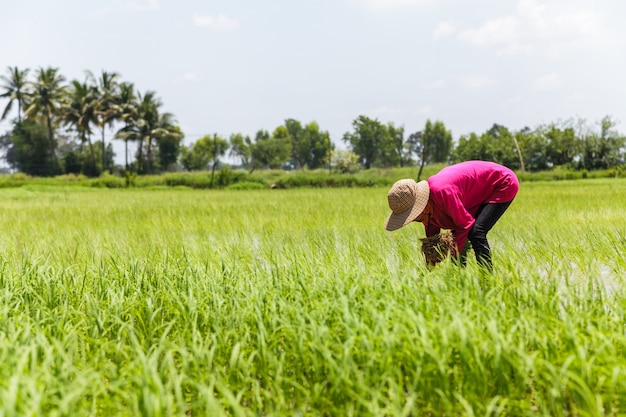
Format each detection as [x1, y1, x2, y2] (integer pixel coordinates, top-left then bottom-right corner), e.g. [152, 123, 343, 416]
[0, 179, 625, 416]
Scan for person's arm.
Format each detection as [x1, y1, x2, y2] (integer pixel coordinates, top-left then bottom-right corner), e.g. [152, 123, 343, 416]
[451, 229, 470, 257]
[441, 192, 475, 257]
[424, 222, 440, 238]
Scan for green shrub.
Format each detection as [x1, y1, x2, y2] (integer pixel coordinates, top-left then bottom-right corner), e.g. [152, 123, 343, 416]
[1, 164, 626, 189]
[163, 173, 214, 189]
[90, 174, 126, 188]
[273, 173, 389, 189]
[227, 181, 266, 190]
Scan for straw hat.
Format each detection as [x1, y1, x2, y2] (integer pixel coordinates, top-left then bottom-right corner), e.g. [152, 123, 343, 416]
[384, 179, 430, 231]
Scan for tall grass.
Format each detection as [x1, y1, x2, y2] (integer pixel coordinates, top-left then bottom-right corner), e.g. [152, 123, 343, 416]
[6, 163, 623, 190]
[0, 180, 624, 415]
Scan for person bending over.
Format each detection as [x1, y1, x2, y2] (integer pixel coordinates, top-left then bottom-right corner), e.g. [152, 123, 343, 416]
[384, 160, 519, 269]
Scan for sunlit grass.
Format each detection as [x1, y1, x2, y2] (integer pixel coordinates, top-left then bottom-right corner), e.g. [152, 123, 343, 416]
[0, 179, 624, 415]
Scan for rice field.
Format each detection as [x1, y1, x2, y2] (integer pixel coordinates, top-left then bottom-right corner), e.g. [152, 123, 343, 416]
[0, 179, 625, 416]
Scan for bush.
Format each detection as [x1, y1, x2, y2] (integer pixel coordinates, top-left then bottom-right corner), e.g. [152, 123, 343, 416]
[1, 164, 625, 189]
[163, 173, 214, 189]
[227, 181, 266, 190]
[160, 170, 267, 189]
[273, 173, 389, 189]
[90, 174, 126, 188]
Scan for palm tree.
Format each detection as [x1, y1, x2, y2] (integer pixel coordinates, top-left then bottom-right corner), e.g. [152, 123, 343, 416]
[89, 70, 120, 172]
[135, 91, 161, 174]
[113, 82, 139, 171]
[24, 67, 66, 168]
[152, 112, 182, 171]
[63, 79, 98, 170]
[0, 66, 30, 122]
[121, 90, 181, 174]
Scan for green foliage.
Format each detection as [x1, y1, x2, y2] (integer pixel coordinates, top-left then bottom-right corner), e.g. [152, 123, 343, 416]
[386, 122, 405, 167]
[343, 115, 400, 169]
[10, 120, 61, 176]
[578, 116, 625, 170]
[285, 118, 332, 169]
[541, 124, 577, 168]
[229, 132, 253, 169]
[422, 119, 453, 163]
[452, 124, 519, 168]
[452, 119, 626, 173]
[163, 172, 215, 188]
[226, 181, 266, 190]
[62, 150, 82, 174]
[0, 173, 93, 190]
[514, 166, 623, 182]
[160, 170, 259, 189]
[331, 149, 361, 173]
[181, 133, 229, 189]
[181, 134, 218, 171]
[125, 170, 137, 187]
[5, 67, 626, 179]
[271, 173, 359, 188]
[1, 164, 626, 190]
[0, 66, 30, 122]
[89, 173, 127, 188]
[0, 182, 625, 415]
[157, 125, 183, 171]
[251, 127, 292, 170]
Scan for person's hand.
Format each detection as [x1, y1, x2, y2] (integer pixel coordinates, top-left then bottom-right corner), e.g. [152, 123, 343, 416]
[420, 231, 454, 266]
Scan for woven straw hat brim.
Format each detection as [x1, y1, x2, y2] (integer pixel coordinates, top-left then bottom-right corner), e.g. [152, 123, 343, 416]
[384, 180, 430, 231]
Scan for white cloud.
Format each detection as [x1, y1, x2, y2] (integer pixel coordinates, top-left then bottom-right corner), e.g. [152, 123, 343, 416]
[414, 105, 433, 115]
[433, 21, 456, 39]
[458, 76, 496, 90]
[501, 95, 523, 108]
[193, 14, 240, 31]
[458, 16, 522, 52]
[419, 80, 446, 90]
[532, 73, 562, 91]
[127, 0, 159, 12]
[568, 92, 585, 101]
[94, 0, 159, 15]
[454, 0, 610, 57]
[174, 72, 201, 84]
[369, 106, 404, 119]
[348, 0, 432, 11]
[496, 43, 535, 57]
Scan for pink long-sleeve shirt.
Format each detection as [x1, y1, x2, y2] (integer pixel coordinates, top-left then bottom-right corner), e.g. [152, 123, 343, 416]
[425, 161, 519, 256]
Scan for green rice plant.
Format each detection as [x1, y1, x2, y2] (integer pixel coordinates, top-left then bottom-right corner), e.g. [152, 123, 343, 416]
[0, 179, 624, 415]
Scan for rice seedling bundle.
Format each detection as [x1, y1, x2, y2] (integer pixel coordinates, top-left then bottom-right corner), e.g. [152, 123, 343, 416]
[420, 230, 454, 265]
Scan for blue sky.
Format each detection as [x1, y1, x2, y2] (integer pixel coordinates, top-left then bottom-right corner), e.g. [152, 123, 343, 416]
[1, 0, 625, 160]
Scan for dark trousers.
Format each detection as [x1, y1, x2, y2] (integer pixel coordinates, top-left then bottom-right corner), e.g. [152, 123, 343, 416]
[461, 201, 513, 269]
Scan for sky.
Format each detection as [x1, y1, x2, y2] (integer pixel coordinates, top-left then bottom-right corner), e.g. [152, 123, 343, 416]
[1, 0, 625, 162]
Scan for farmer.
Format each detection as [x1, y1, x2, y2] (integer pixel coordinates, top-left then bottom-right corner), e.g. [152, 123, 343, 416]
[384, 160, 519, 269]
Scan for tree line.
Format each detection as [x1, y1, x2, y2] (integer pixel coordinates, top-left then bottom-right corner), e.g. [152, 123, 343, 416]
[1, 66, 625, 178]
